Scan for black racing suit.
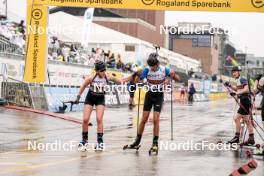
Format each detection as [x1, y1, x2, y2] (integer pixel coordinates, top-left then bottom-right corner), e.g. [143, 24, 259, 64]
[257, 80, 264, 121]
[236, 77, 252, 116]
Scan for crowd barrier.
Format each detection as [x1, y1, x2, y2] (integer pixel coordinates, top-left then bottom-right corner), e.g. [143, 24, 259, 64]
[1, 82, 228, 112]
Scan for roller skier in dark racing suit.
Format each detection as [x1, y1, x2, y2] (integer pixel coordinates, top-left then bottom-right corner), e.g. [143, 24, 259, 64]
[124, 53, 181, 154]
[224, 66, 255, 145]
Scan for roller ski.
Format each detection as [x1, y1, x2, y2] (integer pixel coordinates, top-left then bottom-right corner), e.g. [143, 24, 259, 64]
[94, 133, 104, 152]
[217, 134, 240, 145]
[227, 135, 240, 144]
[253, 148, 264, 157]
[238, 135, 256, 148]
[123, 135, 141, 151]
[216, 135, 240, 149]
[149, 143, 158, 155]
[94, 143, 105, 152]
[78, 140, 88, 152]
[123, 144, 141, 151]
[128, 104, 136, 110]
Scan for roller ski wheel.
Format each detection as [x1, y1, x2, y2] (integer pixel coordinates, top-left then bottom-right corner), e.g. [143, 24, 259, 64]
[128, 104, 136, 110]
[253, 151, 264, 156]
[149, 145, 158, 156]
[239, 143, 258, 148]
[227, 136, 239, 145]
[78, 141, 88, 152]
[123, 144, 141, 151]
[94, 143, 104, 152]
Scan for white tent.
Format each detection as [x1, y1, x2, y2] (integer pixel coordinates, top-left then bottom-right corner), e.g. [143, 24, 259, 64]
[49, 12, 143, 45]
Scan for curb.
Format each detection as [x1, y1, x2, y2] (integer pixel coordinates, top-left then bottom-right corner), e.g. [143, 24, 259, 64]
[4, 105, 82, 124]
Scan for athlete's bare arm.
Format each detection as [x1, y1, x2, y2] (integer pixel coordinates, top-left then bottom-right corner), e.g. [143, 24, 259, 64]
[169, 69, 181, 82]
[78, 76, 93, 96]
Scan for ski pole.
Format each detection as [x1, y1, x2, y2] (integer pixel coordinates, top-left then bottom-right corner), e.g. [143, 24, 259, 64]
[137, 87, 141, 135]
[171, 79, 174, 141]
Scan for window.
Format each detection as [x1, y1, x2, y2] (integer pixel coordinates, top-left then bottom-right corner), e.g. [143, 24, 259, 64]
[256, 60, 260, 66]
[125, 45, 135, 52]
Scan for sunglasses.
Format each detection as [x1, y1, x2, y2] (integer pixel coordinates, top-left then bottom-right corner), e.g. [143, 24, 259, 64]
[99, 69, 106, 72]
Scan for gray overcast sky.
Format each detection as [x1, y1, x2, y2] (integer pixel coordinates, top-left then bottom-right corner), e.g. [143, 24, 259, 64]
[6, 0, 264, 57]
[166, 11, 264, 57]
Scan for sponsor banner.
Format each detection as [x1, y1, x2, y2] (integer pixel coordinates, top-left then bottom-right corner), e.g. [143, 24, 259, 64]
[33, 0, 264, 12]
[82, 8, 95, 48]
[44, 86, 130, 112]
[24, 5, 48, 83]
[203, 79, 211, 94]
[210, 82, 218, 93]
[0, 0, 7, 17]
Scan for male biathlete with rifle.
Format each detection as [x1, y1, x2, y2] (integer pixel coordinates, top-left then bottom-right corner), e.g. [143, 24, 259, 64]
[125, 53, 180, 154]
[224, 66, 255, 145]
[253, 74, 264, 128]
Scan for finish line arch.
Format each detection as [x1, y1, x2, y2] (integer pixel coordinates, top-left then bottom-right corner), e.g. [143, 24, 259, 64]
[23, 0, 264, 83]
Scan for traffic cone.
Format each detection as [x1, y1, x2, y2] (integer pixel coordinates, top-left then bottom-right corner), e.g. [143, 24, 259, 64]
[229, 170, 241, 176]
[238, 164, 250, 174]
[247, 159, 257, 169]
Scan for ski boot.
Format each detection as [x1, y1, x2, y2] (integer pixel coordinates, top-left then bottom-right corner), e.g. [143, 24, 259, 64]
[149, 142, 158, 155]
[94, 142, 104, 151]
[227, 135, 239, 144]
[241, 134, 255, 146]
[78, 132, 88, 151]
[78, 140, 88, 151]
[95, 133, 105, 151]
[128, 104, 135, 110]
[123, 135, 141, 151]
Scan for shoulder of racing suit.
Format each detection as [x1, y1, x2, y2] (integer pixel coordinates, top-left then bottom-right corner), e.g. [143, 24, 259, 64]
[236, 77, 248, 90]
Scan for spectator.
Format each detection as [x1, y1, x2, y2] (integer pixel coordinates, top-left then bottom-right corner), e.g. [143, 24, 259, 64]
[88, 56, 96, 67]
[131, 64, 138, 72]
[17, 20, 25, 36]
[179, 85, 187, 102]
[57, 54, 64, 62]
[125, 63, 132, 72]
[49, 36, 60, 59]
[69, 44, 77, 63]
[95, 48, 103, 61]
[188, 83, 196, 103]
[106, 50, 115, 68]
[116, 53, 124, 70]
[61, 44, 70, 62]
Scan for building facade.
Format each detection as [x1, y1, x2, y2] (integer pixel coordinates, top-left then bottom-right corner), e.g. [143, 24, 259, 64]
[50, 8, 165, 48]
[168, 23, 228, 75]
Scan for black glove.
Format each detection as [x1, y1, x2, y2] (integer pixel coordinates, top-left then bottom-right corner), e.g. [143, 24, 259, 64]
[230, 92, 236, 97]
[224, 81, 231, 87]
[75, 95, 81, 104]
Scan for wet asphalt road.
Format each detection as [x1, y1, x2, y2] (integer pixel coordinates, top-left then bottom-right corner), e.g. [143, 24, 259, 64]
[0, 99, 263, 176]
